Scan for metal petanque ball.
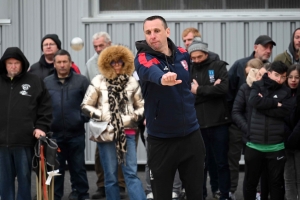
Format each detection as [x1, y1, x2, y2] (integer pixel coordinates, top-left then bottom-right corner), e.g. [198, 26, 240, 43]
[70, 37, 84, 51]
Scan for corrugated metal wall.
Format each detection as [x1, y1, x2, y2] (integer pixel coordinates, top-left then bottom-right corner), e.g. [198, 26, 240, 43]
[0, 0, 299, 164]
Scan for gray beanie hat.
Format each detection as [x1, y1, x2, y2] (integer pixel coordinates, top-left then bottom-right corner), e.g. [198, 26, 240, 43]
[188, 37, 209, 54]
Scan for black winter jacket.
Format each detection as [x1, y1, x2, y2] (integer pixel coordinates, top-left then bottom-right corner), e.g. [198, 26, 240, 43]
[29, 55, 81, 80]
[44, 71, 90, 139]
[227, 52, 255, 112]
[284, 89, 300, 150]
[191, 58, 231, 128]
[0, 47, 52, 147]
[29, 55, 55, 80]
[232, 83, 251, 143]
[248, 74, 293, 144]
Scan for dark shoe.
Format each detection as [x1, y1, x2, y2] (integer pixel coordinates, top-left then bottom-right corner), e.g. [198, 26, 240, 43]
[32, 195, 37, 200]
[179, 188, 186, 200]
[91, 187, 106, 199]
[69, 189, 79, 200]
[119, 186, 127, 199]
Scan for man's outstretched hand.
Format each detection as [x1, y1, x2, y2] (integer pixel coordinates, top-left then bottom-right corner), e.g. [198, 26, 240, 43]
[161, 72, 182, 86]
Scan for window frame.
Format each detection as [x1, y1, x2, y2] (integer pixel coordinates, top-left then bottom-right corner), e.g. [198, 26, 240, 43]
[0, 19, 11, 25]
[85, 0, 300, 23]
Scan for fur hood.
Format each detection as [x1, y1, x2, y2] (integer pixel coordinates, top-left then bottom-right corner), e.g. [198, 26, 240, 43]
[98, 45, 135, 80]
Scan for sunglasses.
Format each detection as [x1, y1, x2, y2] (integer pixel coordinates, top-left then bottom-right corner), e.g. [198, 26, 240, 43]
[110, 60, 124, 66]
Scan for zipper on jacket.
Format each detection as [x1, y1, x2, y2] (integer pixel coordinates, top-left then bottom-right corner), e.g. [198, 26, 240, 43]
[164, 55, 171, 72]
[166, 53, 187, 136]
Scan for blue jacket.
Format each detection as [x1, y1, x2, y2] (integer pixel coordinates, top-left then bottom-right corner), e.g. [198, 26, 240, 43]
[44, 71, 90, 138]
[134, 38, 199, 138]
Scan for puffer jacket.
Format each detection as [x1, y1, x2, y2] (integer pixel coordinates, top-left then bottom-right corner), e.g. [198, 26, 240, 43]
[81, 45, 144, 129]
[227, 52, 255, 112]
[232, 68, 258, 143]
[247, 74, 293, 144]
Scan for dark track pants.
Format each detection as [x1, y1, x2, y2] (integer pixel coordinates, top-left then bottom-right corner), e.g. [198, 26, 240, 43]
[243, 146, 286, 200]
[147, 129, 205, 200]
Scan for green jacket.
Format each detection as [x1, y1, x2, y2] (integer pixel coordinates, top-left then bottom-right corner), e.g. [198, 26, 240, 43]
[274, 51, 292, 67]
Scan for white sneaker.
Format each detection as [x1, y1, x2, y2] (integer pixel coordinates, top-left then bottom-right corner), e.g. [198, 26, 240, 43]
[229, 192, 236, 200]
[256, 192, 261, 200]
[172, 192, 179, 200]
[146, 192, 154, 200]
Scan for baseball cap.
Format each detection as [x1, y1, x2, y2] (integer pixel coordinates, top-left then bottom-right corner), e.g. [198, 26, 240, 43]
[254, 35, 276, 46]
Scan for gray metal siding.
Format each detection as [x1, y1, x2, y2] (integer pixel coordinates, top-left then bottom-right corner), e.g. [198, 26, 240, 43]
[0, 1, 299, 164]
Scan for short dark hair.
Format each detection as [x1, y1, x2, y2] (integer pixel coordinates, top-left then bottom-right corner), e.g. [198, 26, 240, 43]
[268, 61, 288, 74]
[143, 15, 168, 30]
[53, 49, 72, 62]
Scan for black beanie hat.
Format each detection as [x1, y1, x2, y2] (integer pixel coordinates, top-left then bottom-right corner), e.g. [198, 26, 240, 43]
[41, 34, 61, 51]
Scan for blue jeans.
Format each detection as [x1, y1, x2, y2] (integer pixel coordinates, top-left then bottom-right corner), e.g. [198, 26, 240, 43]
[98, 135, 146, 200]
[54, 134, 89, 200]
[201, 125, 231, 200]
[0, 146, 33, 200]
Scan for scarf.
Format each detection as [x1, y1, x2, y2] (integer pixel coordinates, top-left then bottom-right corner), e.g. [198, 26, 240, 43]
[106, 74, 129, 164]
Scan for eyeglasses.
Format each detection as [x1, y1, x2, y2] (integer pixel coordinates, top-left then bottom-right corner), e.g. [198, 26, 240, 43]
[271, 71, 286, 81]
[43, 43, 56, 47]
[110, 60, 124, 66]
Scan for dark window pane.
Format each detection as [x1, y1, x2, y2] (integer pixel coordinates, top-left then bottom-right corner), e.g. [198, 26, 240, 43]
[99, 0, 299, 11]
[226, 0, 265, 9]
[100, 0, 139, 11]
[269, 0, 300, 8]
[185, 0, 223, 9]
[100, 0, 223, 10]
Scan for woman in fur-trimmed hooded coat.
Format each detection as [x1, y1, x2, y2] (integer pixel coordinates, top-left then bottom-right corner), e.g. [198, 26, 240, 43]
[81, 45, 146, 200]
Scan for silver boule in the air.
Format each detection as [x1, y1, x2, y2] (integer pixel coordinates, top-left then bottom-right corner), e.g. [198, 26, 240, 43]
[70, 37, 84, 51]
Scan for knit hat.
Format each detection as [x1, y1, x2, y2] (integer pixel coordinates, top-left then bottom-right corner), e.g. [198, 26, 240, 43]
[41, 34, 62, 51]
[188, 37, 209, 54]
[254, 35, 276, 46]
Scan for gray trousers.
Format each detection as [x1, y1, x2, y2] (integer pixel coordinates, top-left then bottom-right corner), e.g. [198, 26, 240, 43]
[284, 149, 300, 200]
